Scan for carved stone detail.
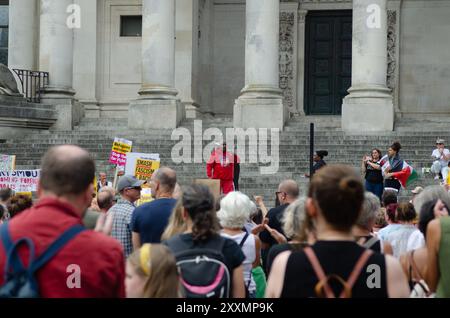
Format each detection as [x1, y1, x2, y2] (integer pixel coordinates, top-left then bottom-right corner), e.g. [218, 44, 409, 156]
[387, 10, 397, 94]
[279, 12, 296, 115]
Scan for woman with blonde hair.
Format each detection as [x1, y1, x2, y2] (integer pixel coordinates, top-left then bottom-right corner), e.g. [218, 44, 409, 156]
[126, 243, 181, 298]
[161, 199, 187, 241]
[265, 197, 316, 275]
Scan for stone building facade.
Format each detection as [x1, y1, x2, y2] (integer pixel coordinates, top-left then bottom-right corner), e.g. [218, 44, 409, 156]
[5, 0, 450, 131]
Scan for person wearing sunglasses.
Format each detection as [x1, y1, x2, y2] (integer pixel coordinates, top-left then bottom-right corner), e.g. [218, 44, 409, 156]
[110, 175, 145, 258]
[431, 138, 450, 182]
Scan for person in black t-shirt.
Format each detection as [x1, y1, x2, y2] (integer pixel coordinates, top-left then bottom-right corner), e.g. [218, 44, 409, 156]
[266, 164, 410, 298]
[265, 197, 316, 275]
[164, 184, 245, 298]
[259, 180, 299, 272]
[361, 148, 383, 200]
[305, 151, 328, 178]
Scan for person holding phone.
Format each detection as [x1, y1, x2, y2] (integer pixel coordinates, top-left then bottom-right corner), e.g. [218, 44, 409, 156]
[361, 148, 383, 200]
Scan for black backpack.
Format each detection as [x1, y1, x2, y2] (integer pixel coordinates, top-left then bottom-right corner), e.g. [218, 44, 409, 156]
[165, 235, 231, 298]
[0, 222, 86, 298]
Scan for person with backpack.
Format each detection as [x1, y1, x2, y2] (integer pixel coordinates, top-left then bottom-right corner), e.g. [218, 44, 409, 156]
[126, 243, 181, 298]
[164, 184, 245, 298]
[266, 165, 410, 298]
[217, 191, 261, 298]
[0, 145, 125, 297]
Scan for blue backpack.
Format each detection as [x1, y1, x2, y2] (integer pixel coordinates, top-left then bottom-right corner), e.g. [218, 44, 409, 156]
[0, 223, 85, 298]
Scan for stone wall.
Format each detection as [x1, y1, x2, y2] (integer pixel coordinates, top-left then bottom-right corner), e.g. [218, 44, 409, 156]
[399, 0, 450, 117]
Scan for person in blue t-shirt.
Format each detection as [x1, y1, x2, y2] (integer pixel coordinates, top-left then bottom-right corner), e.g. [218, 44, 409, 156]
[131, 167, 177, 249]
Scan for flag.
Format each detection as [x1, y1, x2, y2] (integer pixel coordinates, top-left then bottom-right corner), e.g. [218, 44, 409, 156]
[379, 155, 418, 188]
[380, 155, 389, 176]
[391, 161, 419, 188]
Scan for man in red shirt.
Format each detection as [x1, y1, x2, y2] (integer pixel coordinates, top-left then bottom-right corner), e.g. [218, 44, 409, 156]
[206, 142, 238, 194]
[0, 145, 125, 297]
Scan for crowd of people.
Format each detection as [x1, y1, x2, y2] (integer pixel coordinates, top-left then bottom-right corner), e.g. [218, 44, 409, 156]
[0, 139, 450, 298]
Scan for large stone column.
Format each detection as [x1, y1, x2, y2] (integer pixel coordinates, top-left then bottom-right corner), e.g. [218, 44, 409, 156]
[342, 0, 394, 132]
[129, 0, 183, 129]
[234, 0, 284, 130]
[73, 0, 99, 118]
[175, 0, 200, 119]
[39, 0, 75, 96]
[39, 0, 82, 130]
[8, 0, 38, 71]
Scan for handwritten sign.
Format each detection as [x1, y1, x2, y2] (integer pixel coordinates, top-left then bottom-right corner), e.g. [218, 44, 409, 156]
[0, 170, 40, 192]
[0, 154, 16, 171]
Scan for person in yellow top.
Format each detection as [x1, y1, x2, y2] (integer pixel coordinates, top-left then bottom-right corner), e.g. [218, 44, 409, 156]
[446, 162, 450, 185]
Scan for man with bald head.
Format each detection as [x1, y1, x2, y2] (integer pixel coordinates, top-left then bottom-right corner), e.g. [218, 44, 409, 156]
[0, 145, 125, 297]
[259, 180, 300, 269]
[131, 167, 177, 248]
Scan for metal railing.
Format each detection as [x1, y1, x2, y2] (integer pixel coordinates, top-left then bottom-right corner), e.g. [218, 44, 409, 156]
[12, 69, 49, 103]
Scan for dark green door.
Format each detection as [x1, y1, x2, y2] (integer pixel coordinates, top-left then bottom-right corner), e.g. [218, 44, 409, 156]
[305, 11, 352, 115]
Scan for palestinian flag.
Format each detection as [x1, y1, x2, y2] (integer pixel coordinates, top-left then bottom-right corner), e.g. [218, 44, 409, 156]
[380, 155, 418, 188]
[391, 161, 419, 188]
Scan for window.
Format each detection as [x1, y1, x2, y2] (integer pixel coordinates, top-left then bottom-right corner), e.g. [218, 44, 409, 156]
[0, 4, 8, 65]
[120, 15, 142, 37]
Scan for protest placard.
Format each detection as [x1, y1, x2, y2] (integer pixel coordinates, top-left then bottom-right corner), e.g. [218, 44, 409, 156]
[125, 153, 160, 178]
[136, 187, 153, 207]
[109, 138, 132, 166]
[134, 158, 161, 181]
[0, 170, 40, 192]
[0, 154, 16, 171]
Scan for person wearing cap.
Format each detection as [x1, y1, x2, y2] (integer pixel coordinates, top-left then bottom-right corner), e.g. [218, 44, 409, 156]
[410, 186, 424, 205]
[110, 175, 145, 257]
[431, 138, 450, 181]
[206, 142, 237, 194]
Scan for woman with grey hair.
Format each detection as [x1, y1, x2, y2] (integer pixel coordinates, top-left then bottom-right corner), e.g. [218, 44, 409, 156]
[353, 192, 382, 252]
[265, 197, 316, 275]
[218, 191, 261, 298]
[412, 185, 450, 217]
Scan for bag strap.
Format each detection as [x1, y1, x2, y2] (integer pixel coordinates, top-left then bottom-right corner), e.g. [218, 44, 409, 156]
[304, 247, 373, 298]
[341, 249, 373, 297]
[31, 225, 86, 272]
[304, 247, 335, 298]
[0, 222, 26, 273]
[239, 231, 250, 248]
[362, 236, 379, 249]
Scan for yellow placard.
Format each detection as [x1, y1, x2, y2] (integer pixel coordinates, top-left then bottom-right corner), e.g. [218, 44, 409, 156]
[112, 141, 132, 154]
[93, 176, 98, 193]
[136, 188, 153, 206]
[16, 192, 32, 198]
[135, 159, 160, 181]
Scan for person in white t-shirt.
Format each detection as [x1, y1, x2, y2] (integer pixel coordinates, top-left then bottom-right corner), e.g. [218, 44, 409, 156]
[217, 191, 261, 298]
[431, 138, 450, 181]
